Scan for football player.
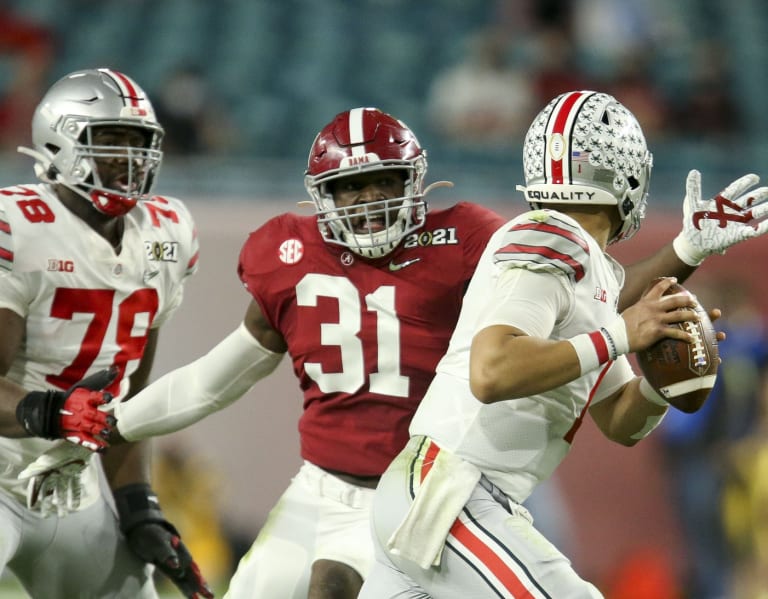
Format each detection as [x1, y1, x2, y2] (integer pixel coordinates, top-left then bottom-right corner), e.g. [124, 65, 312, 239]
[357, 91, 767, 598]
[0, 69, 212, 598]
[107, 105, 767, 599]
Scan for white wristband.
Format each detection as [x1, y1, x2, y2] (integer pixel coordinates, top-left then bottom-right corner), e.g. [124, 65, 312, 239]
[639, 377, 668, 406]
[568, 316, 629, 376]
[672, 233, 705, 267]
[602, 315, 630, 357]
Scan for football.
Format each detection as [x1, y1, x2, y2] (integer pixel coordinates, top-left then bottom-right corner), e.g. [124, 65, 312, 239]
[636, 281, 719, 413]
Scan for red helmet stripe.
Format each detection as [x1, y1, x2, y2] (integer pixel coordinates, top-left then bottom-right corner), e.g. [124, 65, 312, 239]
[98, 68, 141, 107]
[545, 91, 590, 184]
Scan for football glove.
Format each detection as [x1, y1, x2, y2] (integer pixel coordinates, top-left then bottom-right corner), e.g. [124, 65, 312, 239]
[114, 483, 214, 599]
[17, 442, 92, 517]
[673, 169, 768, 266]
[15, 368, 117, 451]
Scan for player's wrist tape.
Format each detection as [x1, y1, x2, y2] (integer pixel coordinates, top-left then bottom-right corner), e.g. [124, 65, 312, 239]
[639, 377, 668, 406]
[114, 483, 177, 535]
[672, 233, 705, 267]
[569, 317, 629, 375]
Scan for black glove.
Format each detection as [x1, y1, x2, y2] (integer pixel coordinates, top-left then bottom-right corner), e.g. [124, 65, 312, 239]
[15, 368, 117, 451]
[114, 483, 214, 598]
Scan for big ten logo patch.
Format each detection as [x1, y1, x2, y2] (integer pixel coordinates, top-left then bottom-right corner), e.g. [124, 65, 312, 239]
[47, 259, 74, 272]
[402, 227, 458, 249]
[593, 286, 607, 303]
[145, 240, 179, 262]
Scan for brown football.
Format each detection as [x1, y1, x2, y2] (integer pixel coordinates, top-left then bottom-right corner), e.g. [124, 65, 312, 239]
[636, 281, 719, 413]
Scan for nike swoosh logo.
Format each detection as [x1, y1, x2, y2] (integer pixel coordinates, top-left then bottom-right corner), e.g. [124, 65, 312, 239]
[388, 258, 421, 272]
[143, 270, 160, 283]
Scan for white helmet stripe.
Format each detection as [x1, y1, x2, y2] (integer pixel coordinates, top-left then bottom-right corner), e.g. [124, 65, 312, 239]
[543, 91, 593, 185]
[347, 107, 366, 158]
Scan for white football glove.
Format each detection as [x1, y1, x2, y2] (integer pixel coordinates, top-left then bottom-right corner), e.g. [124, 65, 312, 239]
[17, 442, 93, 517]
[673, 170, 768, 266]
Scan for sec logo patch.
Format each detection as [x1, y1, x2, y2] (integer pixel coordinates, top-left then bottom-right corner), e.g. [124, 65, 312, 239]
[279, 239, 304, 264]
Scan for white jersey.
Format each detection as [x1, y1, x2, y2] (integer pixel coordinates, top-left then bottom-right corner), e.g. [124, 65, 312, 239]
[0, 183, 198, 505]
[409, 209, 635, 502]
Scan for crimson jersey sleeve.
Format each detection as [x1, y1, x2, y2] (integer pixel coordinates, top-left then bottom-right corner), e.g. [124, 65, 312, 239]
[238, 202, 504, 476]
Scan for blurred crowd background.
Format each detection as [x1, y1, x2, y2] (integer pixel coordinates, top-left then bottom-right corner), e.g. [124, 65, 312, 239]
[2, 1, 768, 597]
[2, 0, 768, 198]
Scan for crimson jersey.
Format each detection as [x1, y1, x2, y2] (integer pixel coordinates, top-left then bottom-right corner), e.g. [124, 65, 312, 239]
[238, 201, 505, 475]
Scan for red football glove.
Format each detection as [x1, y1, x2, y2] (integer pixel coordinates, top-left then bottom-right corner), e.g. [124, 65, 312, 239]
[15, 368, 117, 451]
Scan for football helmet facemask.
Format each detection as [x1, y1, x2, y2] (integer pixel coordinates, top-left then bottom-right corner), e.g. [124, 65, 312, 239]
[19, 68, 164, 217]
[517, 90, 653, 244]
[304, 107, 429, 259]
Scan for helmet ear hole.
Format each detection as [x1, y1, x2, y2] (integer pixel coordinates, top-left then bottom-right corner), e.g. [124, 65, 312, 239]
[621, 197, 634, 217]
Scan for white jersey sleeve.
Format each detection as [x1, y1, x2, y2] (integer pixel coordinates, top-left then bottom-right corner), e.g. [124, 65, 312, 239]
[493, 210, 593, 282]
[474, 265, 571, 338]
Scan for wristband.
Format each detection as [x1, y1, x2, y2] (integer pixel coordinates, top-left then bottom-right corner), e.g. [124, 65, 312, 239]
[16, 390, 59, 439]
[113, 483, 176, 535]
[569, 317, 629, 376]
[672, 233, 705, 267]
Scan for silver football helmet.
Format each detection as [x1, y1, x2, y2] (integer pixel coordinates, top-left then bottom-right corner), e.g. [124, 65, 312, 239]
[517, 90, 653, 243]
[304, 107, 429, 259]
[18, 68, 164, 217]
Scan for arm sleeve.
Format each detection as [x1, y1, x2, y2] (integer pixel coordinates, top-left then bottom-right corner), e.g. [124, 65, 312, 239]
[114, 323, 284, 441]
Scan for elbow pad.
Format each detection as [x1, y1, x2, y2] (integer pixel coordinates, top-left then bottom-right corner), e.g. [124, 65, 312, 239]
[115, 323, 283, 441]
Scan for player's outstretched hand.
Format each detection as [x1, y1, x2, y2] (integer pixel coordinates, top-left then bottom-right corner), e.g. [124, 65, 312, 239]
[114, 483, 215, 598]
[673, 169, 768, 266]
[15, 367, 117, 451]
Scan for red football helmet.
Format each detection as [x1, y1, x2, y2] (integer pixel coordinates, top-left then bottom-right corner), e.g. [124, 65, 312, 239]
[304, 107, 428, 258]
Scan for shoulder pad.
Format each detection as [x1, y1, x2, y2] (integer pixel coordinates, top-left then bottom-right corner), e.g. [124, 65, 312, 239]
[493, 210, 591, 282]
